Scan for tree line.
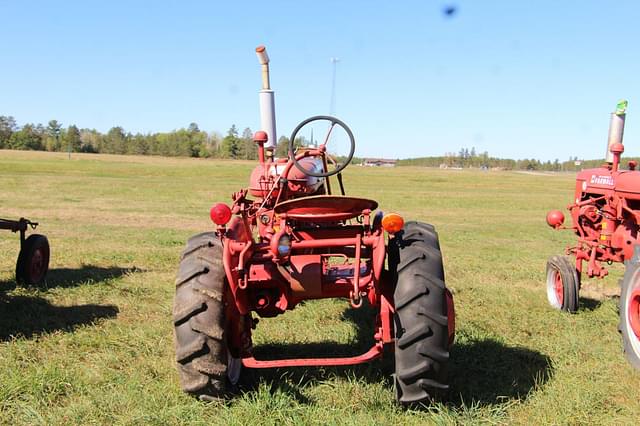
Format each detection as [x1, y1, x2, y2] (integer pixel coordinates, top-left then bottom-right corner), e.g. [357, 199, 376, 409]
[0, 116, 306, 160]
[0, 117, 625, 170]
[397, 147, 618, 171]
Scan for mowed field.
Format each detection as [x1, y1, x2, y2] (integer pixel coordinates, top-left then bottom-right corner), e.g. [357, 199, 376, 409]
[1, 150, 639, 425]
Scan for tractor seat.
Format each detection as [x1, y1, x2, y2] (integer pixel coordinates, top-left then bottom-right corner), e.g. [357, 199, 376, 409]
[274, 195, 378, 222]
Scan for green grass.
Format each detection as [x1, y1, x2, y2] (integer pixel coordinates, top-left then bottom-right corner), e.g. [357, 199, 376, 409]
[1, 150, 639, 425]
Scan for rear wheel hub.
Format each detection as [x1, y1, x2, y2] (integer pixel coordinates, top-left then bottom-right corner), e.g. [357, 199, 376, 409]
[629, 288, 640, 339]
[554, 271, 564, 306]
[29, 248, 46, 282]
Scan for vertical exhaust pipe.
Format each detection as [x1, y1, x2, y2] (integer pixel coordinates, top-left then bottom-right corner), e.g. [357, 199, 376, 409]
[255, 46, 277, 154]
[606, 100, 627, 163]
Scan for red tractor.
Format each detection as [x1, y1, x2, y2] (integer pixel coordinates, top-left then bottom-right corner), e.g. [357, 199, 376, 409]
[172, 46, 455, 405]
[1, 217, 49, 286]
[546, 100, 640, 369]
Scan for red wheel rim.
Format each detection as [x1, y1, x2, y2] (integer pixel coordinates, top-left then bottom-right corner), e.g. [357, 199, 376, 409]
[554, 271, 564, 306]
[629, 288, 640, 339]
[29, 248, 46, 282]
[445, 288, 455, 346]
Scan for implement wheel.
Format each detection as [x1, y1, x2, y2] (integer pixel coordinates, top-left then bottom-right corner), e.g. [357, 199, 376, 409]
[16, 234, 50, 286]
[173, 232, 240, 399]
[390, 221, 453, 405]
[545, 255, 579, 313]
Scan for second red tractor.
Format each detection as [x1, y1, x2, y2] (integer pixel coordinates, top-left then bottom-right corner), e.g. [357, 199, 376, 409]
[546, 100, 640, 369]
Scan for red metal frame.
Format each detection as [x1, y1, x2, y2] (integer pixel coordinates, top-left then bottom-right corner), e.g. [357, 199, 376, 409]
[215, 143, 398, 367]
[242, 345, 383, 368]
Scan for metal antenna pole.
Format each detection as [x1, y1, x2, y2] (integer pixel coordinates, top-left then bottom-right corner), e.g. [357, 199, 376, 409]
[330, 57, 340, 115]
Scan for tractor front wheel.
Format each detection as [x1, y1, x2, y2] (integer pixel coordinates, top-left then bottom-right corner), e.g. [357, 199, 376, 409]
[390, 221, 452, 405]
[545, 255, 579, 313]
[619, 251, 640, 369]
[173, 232, 239, 399]
[16, 234, 50, 286]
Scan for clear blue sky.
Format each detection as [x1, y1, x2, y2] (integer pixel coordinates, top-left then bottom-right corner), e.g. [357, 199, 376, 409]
[1, 1, 638, 161]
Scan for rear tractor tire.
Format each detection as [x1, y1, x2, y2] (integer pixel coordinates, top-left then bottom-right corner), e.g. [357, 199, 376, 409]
[173, 232, 240, 400]
[619, 247, 640, 370]
[391, 221, 453, 406]
[546, 255, 579, 313]
[16, 234, 50, 286]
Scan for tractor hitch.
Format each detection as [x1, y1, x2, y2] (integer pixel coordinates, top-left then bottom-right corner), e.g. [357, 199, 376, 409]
[0, 216, 49, 285]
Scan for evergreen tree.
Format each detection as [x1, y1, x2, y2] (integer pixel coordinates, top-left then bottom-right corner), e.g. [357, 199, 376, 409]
[105, 126, 126, 154]
[46, 120, 63, 151]
[241, 127, 257, 160]
[221, 125, 241, 159]
[0, 116, 17, 148]
[9, 123, 43, 150]
[66, 125, 82, 152]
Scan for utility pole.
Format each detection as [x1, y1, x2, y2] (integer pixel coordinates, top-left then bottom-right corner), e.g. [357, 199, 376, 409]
[330, 57, 340, 116]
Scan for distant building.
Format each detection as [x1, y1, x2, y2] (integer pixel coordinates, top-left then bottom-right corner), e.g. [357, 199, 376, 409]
[362, 158, 396, 167]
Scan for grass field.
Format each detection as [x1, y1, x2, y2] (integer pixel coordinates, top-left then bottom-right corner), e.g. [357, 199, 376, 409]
[1, 150, 639, 425]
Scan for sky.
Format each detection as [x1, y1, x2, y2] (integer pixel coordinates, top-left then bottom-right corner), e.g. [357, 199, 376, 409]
[1, 1, 639, 161]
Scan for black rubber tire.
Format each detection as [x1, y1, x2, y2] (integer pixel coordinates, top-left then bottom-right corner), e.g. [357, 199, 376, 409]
[545, 255, 579, 313]
[15, 234, 50, 286]
[402, 221, 440, 250]
[174, 232, 231, 399]
[390, 221, 450, 405]
[619, 246, 640, 370]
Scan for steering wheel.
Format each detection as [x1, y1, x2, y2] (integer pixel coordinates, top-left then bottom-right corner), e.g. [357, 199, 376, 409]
[288, 115, 356, 177]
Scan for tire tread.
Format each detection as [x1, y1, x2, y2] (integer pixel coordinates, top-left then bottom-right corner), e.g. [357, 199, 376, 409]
[173, 232, 228, 398]
[392, 221, 450, 405]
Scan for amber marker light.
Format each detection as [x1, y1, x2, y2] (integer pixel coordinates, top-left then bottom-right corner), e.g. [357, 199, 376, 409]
[382, 213, 404, 234]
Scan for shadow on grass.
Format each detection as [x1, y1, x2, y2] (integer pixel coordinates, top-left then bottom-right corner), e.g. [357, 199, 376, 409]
[44, 265, 138, 288]
[0, 293, 118, 341]
[239, 302, 393, 404]
[241, 303, 552, 407]
[447, 339, 552, 407]
[579, 296, 602, 311]
[0, 265, 138, 290]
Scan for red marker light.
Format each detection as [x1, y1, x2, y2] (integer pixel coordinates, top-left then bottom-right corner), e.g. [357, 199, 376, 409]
[546, 210, 565, 229]
[210, 203, 232, 225]
[253, 130, 268, 144]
